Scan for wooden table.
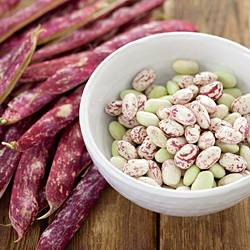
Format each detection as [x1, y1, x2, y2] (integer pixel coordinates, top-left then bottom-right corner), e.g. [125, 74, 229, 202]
[1, 0, 250, 249]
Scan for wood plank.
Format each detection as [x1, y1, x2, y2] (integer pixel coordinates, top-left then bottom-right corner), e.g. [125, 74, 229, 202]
[65, 185, 158, 250]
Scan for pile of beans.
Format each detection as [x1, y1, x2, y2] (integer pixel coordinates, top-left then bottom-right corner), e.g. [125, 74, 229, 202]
[105, 59, 250, 191]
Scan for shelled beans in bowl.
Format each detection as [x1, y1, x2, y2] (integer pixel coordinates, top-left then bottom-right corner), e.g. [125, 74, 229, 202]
[105, 59, 250, 191]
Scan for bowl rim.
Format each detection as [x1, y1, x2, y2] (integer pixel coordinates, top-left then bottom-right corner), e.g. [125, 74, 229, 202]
[80, 31, 250, 199]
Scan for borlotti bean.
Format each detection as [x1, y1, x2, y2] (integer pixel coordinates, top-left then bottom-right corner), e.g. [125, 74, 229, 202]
[106, 62, 250, 190]
[178, 75, 194, 88]
[132, 69, 156, 91]
[185, 124, 201, 144]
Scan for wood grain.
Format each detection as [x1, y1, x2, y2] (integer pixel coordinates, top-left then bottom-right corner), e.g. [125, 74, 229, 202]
[1, 0, 250, 249]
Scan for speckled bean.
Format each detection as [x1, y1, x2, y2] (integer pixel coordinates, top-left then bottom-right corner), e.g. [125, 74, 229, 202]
[217, 93, 235, 112]
[162, 159, 181, 186]
[116, 140, 138, 160]
[137, 177, 161, 187]
[144, 99, 172, 114]
[215, 126, 243, 144]
[110, 156, 127, 171]
[171, 89, 193, 104]
[223, 88, 242, 99]
[123, 159, 149, 177]
[184, 124, 201, 144]
[154, 148, 174, 163]
[122, 129, 136, 146]
[231, 94, 250, 115]
[138, 136, 157, 160]
[208, 163, 226, 179]
[219, 153, 247, 172]
[109, 121, 126, 140]
[130, 126, 147, 144]
[178, 75, 194, 88]
[209, 104, 229, 119]
[156, 106, 172, 120]
[144, 84, 158, 96]
[120, 89, 142, 100]
[215, 140, 239, 153]
[223, 112, 242, 126]
[170, 104, 196, 126]
[122, 93, 138, 120]
[132, 69, 156, 91]
[166, 137, 187, 155]
[173, 59, 198, 75]
[118, 114, 140, 128]
[105, 100, 122, 116]
[146, 160, 162, 186]
[112, 140, 120, 156]
[193, 71, 217, 86]
[233, 117, 250, 138]
[136, 111, 160, 127]
[218, 173, 243, 186]
[197, 131, 215, 150]
[199, 81, 223, 100]
[174, 144, 199, 169]
[183, 164, 200, 186]
[196, 95, 216, 113]
[185, 85, 199, 99]
[240, 145, 250, 171]
[209, 117, 232, 133]
[137, 94, 147, 111]
[196, 146, 221, 169]
[148, 86, 168, 99]
[159, 119, 184, 136]
[167, 80, 180, 95]
[191, 171, 214, 190]
[189, 101, 211, 129]
[214, 71, 237, 88]
[146, 126, 167, 148]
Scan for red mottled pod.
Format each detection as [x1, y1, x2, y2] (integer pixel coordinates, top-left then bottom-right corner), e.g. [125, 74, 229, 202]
[0, 0, 21, 17]
[31, 20, 198, 98]
[39, 119, 87, 219]
[174, 144, 199, 169]
[37, 184, 48, 214]
[0, 0, 69, 44]
[9, 136, 56, 242]
[36, 164, 107, 250]
[199, 81, 223, 100]
[0, 27, 42, 105]
[196, 146, 221, 170]
[219, 153, 247, 172]
[0, 114, 38, 199]
[0, 81, 59, 125]
[9, 85, 85, 152]
[31, 0, 166, 62]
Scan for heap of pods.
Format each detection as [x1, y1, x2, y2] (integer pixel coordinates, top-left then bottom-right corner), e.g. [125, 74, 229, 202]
[105, 60, 250, 190]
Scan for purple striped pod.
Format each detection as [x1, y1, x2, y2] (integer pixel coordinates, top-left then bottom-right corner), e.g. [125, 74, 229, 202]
[36, 164, 107, 250]
[8, 85, 85, 152]
[9, 136, 57, 242]
[38, 119, 87, 220]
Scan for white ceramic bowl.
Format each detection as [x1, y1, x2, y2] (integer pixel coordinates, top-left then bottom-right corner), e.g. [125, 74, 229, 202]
[80, 32, 250, 217]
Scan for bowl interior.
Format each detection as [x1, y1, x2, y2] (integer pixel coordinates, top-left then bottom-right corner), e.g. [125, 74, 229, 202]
[80, 32, 250, 216]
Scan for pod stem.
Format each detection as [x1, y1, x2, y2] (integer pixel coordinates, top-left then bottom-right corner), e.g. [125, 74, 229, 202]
[0, 117, 8, 125]
[0, 223, 12, 227]
[2, 141, 17, 151]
